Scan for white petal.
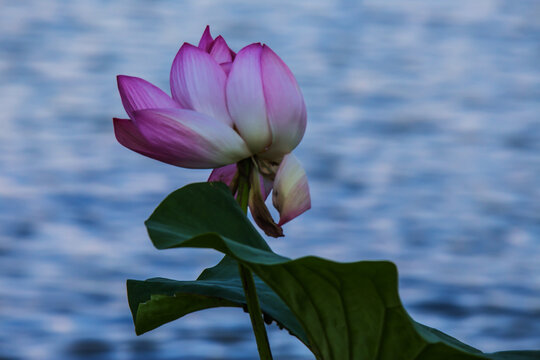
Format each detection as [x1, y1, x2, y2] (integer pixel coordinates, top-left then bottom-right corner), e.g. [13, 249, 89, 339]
[272, 154, 311, 225]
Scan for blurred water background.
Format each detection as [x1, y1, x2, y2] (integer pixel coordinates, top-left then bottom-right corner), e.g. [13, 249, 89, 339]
[1, 0, 539, 359]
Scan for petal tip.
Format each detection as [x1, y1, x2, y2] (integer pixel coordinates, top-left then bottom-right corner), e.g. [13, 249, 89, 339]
[178, 42, 199, 55]
[209, 35, 233, 64]
[277, 199, 311, 226]
[116, 74, 128, 88]
[198, 26, 214, 51]
[117, 74, 141, 86]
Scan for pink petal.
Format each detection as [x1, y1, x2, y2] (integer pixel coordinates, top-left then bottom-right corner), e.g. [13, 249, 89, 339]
[170, 43, 233, 125]
[220, 62, 233, 76]
[117, 75, 180, 119]
[208, 163, 237, 186]
[198, 25, 213, 52]
[226, 43, 272, 154]
[260, 174, 273, 201]
[272, 154, 311, 226]
[209, 36, 233, 64]
[207, 163, 270, 199]
[132, 108, 250, 169]
[259, 45, 307, 160]
[113, 118, 185, 165]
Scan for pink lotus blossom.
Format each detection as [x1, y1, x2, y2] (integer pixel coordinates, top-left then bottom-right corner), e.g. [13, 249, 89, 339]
[114, 26, 310, 236]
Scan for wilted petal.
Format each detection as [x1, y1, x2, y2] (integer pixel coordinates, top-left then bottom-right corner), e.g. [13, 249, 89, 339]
[113, 118, 188, 165]
[226, 43, 271, 154]
[259, 45, 307, 159]
[170, 43, 233, 125]
[117, 75, 179, 119]
[272, 154, 310, 226]
[209, 36, 233, 64]
[198, 25, 213, 52]
[249, 168, 284, 237]
[132, 108, 250, 169]
[255, 158, 278, 200]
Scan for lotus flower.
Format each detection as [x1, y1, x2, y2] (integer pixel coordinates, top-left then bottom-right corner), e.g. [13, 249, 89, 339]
[113, 26, 310, 236]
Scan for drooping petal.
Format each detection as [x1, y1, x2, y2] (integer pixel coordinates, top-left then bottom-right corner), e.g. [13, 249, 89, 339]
[170, 43, 233, 125]
[117, 75, 180, 119]
[259, 45, 307, 160]
[249, 168, 284, 237]
[132, 108, 250, 169]
[198, 25, 213, 52]
[208, 163, 238, 186]
[226, 43, 271, 154]
[113, 118, 186, 165]
[209, 36, 233, 64]
[272, 154, 311, 226]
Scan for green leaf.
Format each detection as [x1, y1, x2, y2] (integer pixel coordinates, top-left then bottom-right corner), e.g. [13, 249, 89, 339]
[144, 181, 270, 252]
[127, 269, 307, 344]
[127, 277, 239, 335]
[128, 182, 540, 360]
[128, 182, 308, 344]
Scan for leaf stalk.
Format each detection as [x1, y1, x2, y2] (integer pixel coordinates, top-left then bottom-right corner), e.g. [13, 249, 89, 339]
[236, 158, 273, 360]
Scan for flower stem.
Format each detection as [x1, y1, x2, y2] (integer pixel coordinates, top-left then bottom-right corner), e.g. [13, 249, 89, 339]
[236, 165, 250, 214]
[236, 159, 273, 360]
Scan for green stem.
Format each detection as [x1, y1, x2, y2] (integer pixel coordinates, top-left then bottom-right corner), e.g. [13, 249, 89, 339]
[236, 167, 250, 214]
[236, 159, 273, 360]
[239, 264, 273, 359]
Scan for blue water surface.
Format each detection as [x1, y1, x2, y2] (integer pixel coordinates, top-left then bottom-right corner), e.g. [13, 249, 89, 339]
[0, 0, 539, 359]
